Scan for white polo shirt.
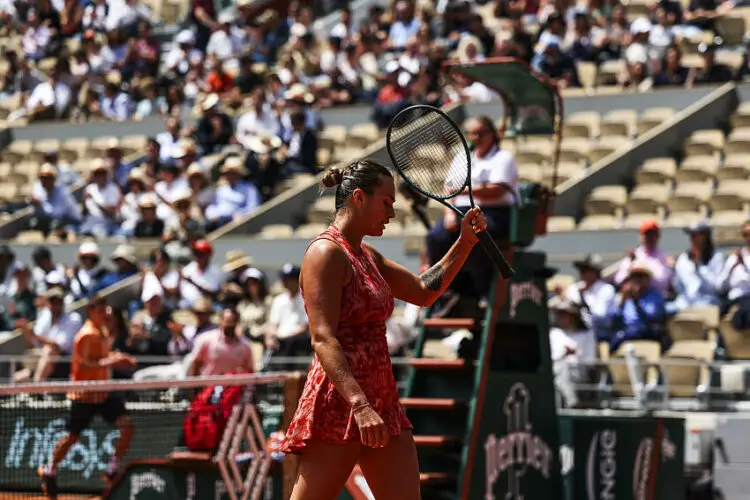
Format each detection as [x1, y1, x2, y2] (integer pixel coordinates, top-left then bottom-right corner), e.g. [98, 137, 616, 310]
[448, 146, 519, 207]
[34, 310, 83, 354]
[268, 291, 308, 339]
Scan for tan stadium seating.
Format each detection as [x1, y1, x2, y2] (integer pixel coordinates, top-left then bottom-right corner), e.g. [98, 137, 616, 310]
[563, 112, 600, 139]
[677, 155, 718, 183]
[589, 136, 629, 164]
[609, 340, 661, 397]
[663, 211, 706, 228]
[577, 214, 620, 230]
[518, 164, 543, 183]
[635, 158, 677, 185]
[710, 180, 750, 212]
[718, 155, 750, 182]
[259, 224, 295, 239]
[684, 129, 725, 157]
[637, 107, 675, 136]
[295, 223, 329, 238]
[626, 183, 670, 217]
[600, 109, 638, 138]
[622, 213, 662, 230]
[559, 137, 591, 164]
[307, 196, 336, 224]
[585, 185, 628, 216]
[731, 102, 750, 129]
[666, 181, 713, 214]
[725, 127, 750, 155]
[546, 216, 576, 232]
[662, 340, 714, 398]
[348, 123, 380, 149]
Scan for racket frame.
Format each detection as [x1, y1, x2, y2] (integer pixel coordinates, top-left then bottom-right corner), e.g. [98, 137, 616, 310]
[386, 104, 515, 278]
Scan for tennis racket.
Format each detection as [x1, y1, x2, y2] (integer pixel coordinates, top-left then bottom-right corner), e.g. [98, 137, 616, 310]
[386, 104, 515, 279]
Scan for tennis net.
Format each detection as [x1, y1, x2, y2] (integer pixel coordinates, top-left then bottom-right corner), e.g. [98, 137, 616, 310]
[0, 373, 294, 500]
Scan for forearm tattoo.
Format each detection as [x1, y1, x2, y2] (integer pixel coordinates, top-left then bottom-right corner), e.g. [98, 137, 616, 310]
[421, 265, 446, 292]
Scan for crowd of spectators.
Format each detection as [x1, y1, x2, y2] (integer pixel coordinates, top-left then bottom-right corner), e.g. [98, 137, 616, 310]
[3, 238, 420, 385]
[545, 216, 750, 404]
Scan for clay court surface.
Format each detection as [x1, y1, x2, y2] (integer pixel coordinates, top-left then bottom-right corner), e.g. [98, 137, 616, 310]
[0, 494, 99, 499]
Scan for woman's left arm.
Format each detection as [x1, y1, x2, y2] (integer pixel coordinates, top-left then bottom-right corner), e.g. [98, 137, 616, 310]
[366, 207, 487, 307]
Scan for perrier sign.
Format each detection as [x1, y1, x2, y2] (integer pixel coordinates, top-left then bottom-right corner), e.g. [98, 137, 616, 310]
[463, 251, 563, 500]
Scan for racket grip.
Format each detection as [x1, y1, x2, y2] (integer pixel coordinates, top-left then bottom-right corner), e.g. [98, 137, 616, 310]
[476, 230, 515, 279]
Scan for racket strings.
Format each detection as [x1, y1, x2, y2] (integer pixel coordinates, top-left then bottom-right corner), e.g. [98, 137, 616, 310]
[388, 108, 469, 199]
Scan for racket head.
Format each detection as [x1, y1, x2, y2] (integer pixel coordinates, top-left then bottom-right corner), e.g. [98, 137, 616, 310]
[386, 105, 472, 202]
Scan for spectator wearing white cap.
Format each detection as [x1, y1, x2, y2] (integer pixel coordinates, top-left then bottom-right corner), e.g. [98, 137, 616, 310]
[68, 242, 107, 300]
[29, 163, 82, 235]
[371, 60, 411, 129]
[164, 30, 203, 79]
[80, 160, 123, 239]
[670, 221, 724, 314]
[206, 11, 245, 64]
[205, 157, 261, 231]
[128, 286, 172, 360]
[245, 134, 283, 201]
[625, 18, 654, 66]
[133, 194, 165, 239]
[195, 93, 234, 153]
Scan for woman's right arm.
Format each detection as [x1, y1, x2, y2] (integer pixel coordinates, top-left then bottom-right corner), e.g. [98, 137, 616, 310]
[303, 240, 366, 405]
[302, 240, 388, 448]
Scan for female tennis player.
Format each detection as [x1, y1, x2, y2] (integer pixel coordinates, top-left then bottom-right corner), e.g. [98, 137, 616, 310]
[281, 159, 487, 499]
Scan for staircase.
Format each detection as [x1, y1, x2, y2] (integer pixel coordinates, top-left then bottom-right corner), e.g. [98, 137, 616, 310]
[402, 301, 491, 500]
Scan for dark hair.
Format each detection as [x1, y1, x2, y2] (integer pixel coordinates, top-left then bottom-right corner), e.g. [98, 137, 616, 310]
[321, 159, 392, 210]
[88, 294, 108, 309]
[32, 246, 51, 263]
[688, 230, 715, 265]
[149, 248, 171, 265]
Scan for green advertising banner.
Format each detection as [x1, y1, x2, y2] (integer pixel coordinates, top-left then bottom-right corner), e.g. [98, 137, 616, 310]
[108, 461, 284, 500]
[464, 251, 564, 500]
[0, 405, 184, 493]
[558, 414, 685, 500]
[0, 401, 285, 494]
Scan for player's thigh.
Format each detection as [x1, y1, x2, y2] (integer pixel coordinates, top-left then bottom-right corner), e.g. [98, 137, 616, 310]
[359, 429, 420, 500]
[67, 401, 97, 437]
[290, 440, 360, 500]
[100, 395, 130, 427]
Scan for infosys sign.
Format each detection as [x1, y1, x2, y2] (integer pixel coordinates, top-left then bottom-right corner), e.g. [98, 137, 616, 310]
[584, 428, 677, 500]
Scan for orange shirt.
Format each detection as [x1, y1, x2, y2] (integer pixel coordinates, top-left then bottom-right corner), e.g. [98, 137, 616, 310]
[205, 71, 234, 94]
[68, 320, 112, 403]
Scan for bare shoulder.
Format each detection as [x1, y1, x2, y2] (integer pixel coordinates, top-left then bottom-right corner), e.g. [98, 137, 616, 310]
[303, 238, 350, 283]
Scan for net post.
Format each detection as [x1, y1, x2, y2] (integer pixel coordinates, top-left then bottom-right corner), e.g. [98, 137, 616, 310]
[282, 372, 306, 498]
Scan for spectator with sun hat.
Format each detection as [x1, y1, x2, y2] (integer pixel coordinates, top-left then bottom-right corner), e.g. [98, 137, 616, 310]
[205, 157, 261, 231]
[80, 159, 123, 239]
[29, 163, 82, 236]
[614, 219, 674, 296]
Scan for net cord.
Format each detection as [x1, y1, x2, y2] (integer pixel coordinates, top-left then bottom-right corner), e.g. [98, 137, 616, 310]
[0, 372, 291, 396]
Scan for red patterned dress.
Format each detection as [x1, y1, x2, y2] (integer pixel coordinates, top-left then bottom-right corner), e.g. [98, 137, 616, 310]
[281, 225, 412, 454]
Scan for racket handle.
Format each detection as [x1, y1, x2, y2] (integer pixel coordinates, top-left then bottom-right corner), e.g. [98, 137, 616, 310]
[476, 230, 515, 279]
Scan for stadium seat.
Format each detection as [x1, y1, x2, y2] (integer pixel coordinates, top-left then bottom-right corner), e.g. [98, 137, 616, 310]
[663, 211, 706, 228]
[559, 137, 591, 164]
[546, 216, 576, 232]
[717, 155, 750, 181]
[577, 214, 620, 230]
[662, 340, 714, 398]
[563, 112, 600, 139]
[731, 102, 750, 129]
[635, 158, 677, 185]
[676, 155, 718, 183]
[348, 123, 381, 148]
[684, 129, 725, 157]
[666, 181, 713, 214]
[720, 316, 750, 359]
[725, 127, 750, 155]
[609, 340, 661, 397]
[515, 137, 553, 164]
[600, 109, 637, 138]
[295, 223, 328, 238]
[259, 224, 294, 239]
[710, 181, 750, 212]
[626, 184, 670, 216]
[637, 107, 675, 136]
[307, 196, 335, 224]
[543, 162, 585, 186]
[518, 164, 543, 183]
[589, 136, 629, 164]
[585, 185, 627, 216]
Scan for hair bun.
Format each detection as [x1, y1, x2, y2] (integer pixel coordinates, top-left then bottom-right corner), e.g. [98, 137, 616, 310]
[321, 167, 345, 188]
